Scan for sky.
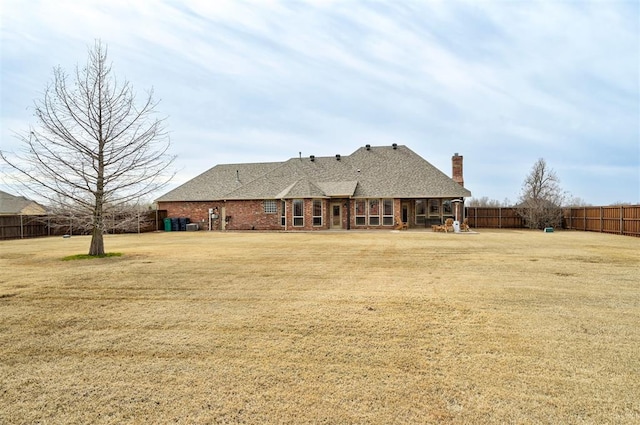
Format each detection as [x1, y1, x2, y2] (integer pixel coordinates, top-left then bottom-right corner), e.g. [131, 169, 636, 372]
[1, 0, 639, 205]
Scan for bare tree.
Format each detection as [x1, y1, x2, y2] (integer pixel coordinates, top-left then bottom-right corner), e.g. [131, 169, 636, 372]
[44, 200, 152, 236]
[609, 201, 634, 206]
[565, 196, 591, 207]
[466, 196, 505, 208]
[517, 158, 565, 229]
[0, 41, 174, 255]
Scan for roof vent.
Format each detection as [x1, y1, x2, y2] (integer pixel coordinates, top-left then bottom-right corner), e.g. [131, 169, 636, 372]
[310, 155, 315, 162]
[392, 143, 398, 149]
[365, 144, 371, 150]
[336, 154, 341, 161]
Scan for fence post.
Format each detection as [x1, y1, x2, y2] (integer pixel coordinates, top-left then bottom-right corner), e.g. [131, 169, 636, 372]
[583, 207, 587, 231]
[499, 207, 502, 229]
[475, 207, 477, 227]
[620, 205, 624, 235]
[20, 215, 24, 239]
[569, 208, 572, 230]
[600, 206, 603, 233]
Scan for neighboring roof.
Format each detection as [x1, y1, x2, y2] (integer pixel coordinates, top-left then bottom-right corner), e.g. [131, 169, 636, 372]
[156, 145, 471, 202]
[0, 190, 47, 215]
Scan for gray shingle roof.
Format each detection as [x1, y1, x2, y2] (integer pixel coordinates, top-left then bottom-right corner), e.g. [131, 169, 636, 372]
[316, 181, 359, 197]
[156, 162, 282, 201]
[156, 145, 471, 202]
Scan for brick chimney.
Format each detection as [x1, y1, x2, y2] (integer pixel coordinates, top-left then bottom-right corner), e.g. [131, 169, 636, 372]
[452, 153, 464, 187]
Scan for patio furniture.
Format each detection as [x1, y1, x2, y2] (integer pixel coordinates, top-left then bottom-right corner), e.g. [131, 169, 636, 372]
[444, 218, 454, 233]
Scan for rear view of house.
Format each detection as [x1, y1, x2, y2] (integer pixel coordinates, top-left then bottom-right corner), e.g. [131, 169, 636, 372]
[156, 144, 471, 231]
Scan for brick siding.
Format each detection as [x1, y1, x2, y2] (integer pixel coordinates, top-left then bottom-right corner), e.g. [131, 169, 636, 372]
[159, 198, 419, 231]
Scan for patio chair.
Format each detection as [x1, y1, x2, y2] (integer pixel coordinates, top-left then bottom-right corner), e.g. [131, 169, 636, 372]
[396, 216, 408, 230]
[444, 218, 454, 233]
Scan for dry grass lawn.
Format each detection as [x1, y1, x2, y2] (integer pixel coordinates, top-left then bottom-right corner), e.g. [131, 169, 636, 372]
[1, 229, 638, 424]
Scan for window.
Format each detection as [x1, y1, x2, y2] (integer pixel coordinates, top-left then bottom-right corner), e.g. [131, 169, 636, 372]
[382, 199, 394, 226]
[429, 199, 440, 216]
[263, 200, 277, 214]
[281, 200, 286, 226]
[443, 200, 453, 216]
[355, 200, 366, 226]
[293, 199, 304, 227]
[313, 200, 322, 226]
[369, 199, 380, 226]
[415, 199, 426, 225]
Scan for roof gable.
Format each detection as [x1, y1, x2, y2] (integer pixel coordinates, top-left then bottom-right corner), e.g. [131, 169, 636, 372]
[316, 181, 358, 197]
[278, 179, 327, 199]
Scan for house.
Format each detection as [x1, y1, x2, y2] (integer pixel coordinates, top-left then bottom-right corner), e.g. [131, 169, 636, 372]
[0, 190, 47, 216]
[155, 144, 471, 231]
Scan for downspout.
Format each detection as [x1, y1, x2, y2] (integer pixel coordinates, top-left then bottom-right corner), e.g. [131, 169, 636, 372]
[221, 201, 227, 231]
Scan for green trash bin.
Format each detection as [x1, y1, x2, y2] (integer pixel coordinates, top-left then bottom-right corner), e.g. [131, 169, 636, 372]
[164, 218, 172, 232]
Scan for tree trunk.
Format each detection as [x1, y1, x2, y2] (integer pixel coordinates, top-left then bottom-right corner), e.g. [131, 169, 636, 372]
[89, 227, 104, 256]
[89, 189, 105, 256]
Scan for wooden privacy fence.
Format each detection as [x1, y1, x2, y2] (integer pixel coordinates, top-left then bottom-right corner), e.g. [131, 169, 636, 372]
[3, 208, 638, 239]
[0, 215, 51, 240]
[0, 210, 168, 240]
[465, 205, 640, 237]
[563, 205, 640, 237]
[464, 207, 524, 229]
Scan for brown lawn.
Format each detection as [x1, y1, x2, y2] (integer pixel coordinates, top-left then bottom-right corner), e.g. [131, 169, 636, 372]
[0, 229, 638, 424]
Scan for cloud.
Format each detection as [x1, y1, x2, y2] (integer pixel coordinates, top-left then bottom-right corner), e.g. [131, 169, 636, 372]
[1, 0, 638, 205]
